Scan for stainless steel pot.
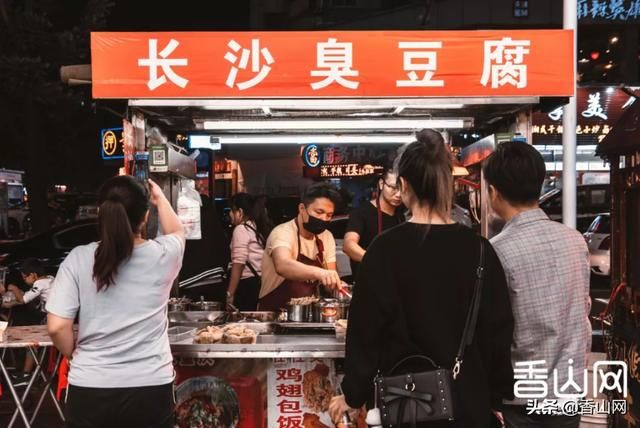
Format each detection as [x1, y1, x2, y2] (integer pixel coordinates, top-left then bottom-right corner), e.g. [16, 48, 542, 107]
[287, 304, 310, 323]
[187, 301, 223, 311]
[168, 298, 190, 312]
[312, 299, 348, 323]
[168, 302, 188, 311]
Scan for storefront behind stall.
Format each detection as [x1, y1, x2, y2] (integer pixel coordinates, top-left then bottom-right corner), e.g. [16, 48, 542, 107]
[595, 96, 640, 427]
[90, 29, 574, 427]
[533, 86, 638, 188]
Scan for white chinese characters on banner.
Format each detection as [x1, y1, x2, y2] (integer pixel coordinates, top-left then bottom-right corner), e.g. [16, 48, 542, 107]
[578, 0, 640, 20]
[396, 41, 444, 87]
[480, 37, 531, 89]
[582, 93, 609, 120]
[267, 359, 338, 428]
[548, 107, 564, 121]
[311, 38, 360, 90]
[138, 39, 189, 90]
[546, 92, 619, 121]
[224, 39, 275, 90]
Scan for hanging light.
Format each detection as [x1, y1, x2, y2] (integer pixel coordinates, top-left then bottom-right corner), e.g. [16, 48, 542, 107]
[610, 36, 619, 44]
[604, 64, 614, 70]
[590, 51, 600, 60]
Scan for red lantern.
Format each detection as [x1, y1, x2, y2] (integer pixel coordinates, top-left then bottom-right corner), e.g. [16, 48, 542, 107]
[590, 51, 600, 60]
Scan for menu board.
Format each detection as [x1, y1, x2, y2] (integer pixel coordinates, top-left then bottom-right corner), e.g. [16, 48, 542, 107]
[267, 358, 337, 428]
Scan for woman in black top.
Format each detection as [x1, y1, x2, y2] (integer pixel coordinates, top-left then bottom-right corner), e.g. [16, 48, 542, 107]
[330, 129, 515, 427]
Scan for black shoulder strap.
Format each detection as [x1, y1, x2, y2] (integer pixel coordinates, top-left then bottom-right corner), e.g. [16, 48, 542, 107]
[453, 237, 485, 380]
[240, 222, 262, 278]
[245, 260, 260, 278]
[242, 222, 265, 249]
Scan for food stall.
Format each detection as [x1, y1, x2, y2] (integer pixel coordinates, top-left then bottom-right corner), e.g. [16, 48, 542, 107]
[88, 29, 574, 427]
[595, 96, 640, 427]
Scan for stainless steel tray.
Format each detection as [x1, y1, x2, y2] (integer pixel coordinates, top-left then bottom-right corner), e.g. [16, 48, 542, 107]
[277, 322, 335, 330]
[168, 311, 277, 324]
[167, 326, 196, 342]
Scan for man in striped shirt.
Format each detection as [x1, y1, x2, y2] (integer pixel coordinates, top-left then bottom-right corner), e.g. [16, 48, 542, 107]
[484, 142, 591, 428]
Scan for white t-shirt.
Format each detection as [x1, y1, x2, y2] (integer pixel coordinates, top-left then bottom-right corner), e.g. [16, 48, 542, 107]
[23, 276, 54, 312]
[259, 219, 336, 298]
[46, 234, 184, 388]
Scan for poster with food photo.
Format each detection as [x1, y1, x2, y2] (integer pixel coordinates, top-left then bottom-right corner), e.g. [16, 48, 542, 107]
[267, 358, 337, 428]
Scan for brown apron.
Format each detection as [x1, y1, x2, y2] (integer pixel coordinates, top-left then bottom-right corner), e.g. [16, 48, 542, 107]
[259, 220, 324, 312]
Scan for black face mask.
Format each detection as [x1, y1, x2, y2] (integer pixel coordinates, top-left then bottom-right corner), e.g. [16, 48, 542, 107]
[303, 212, 330, 235]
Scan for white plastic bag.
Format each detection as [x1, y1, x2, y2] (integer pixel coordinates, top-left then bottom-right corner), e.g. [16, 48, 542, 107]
[177, 180, 202, 240]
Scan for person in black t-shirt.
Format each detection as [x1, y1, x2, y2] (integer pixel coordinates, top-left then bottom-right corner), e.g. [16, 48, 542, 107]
[344, 168, 404, 280]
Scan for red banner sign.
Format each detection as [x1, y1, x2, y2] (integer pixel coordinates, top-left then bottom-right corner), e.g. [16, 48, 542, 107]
[91, 30, 574, 99]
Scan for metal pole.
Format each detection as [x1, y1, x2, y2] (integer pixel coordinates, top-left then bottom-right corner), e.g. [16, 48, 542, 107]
[562, 0, 578, 229]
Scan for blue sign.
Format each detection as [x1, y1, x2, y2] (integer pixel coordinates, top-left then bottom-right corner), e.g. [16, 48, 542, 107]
[303, 144, 321, 168]
[578, 0, 640, 21]
[100, 127, 124, 160]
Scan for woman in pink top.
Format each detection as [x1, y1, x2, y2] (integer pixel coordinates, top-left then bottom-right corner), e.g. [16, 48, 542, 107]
[226, 193, 272, 310]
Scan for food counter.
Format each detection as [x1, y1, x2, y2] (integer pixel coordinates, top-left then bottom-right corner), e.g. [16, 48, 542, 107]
[171, 334, 345, 359]
[169, 311, 355, 428]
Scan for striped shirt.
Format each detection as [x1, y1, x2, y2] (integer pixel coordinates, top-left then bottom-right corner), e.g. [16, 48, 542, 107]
[491, 209, 591, 405]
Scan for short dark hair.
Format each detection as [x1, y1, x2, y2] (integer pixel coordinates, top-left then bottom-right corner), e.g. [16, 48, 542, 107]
[373, 162, 395, 187]
[21, 258, 45, 277]
[483, 141, 546, 206]
[302, 182, 341, 208]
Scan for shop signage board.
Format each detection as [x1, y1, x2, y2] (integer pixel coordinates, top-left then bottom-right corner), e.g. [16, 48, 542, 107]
[100, 127, 124, 160]
[173, 357, 267, 428]
[303, 144, 397, 166]
[304, 163, 386, 178]
[320, 163, 385, 178]
[532, 87, 634, 145]
[303, 144, 321, 168]
[578, 0, 640, 22]
[267, 358, 338, 428]
[91, 30, 574, 98]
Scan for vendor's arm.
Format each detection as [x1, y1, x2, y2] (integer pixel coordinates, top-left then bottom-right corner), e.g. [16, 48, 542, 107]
[272, 247, 341, 289]
[344, 208, 367, 262]
[227, 263, 244, 301]
[343, 232, 366, 263]
[47, 314, 75, 357]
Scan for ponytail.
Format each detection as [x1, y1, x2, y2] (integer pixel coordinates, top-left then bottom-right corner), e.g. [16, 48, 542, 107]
[250, 195, 273, 248]
[93, 200, 135, 291]
[395, 129, 453, 220]
[93, 176, 149, 291]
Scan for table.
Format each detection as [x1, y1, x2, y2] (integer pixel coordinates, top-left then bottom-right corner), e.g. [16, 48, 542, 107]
[0, 325, 65, 428]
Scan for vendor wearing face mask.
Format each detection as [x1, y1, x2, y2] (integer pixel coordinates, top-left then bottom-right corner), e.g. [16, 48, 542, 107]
[259, 183, 342, 312]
